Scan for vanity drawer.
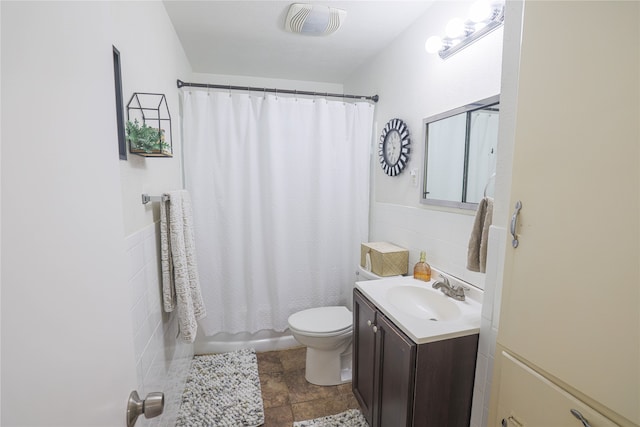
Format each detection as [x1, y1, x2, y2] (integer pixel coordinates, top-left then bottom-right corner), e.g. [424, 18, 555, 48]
[496, 351, 617, 427]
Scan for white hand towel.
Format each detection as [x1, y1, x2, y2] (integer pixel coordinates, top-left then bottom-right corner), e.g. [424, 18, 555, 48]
[161, 190, 206, 342]
[467, 197, 494, 273]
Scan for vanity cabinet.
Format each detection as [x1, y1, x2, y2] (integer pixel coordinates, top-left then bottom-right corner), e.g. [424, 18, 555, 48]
[353, 289, 478, 427]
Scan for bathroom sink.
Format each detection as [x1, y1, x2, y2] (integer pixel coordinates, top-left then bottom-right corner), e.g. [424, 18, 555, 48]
[386, 285, 461, 321]
[355, 273, 482, 344]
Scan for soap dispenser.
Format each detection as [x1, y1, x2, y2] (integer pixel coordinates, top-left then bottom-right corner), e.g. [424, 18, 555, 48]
[413, 251, 431, 282]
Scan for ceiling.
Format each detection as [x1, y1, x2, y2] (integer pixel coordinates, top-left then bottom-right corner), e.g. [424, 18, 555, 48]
[163, 1, 435, 83]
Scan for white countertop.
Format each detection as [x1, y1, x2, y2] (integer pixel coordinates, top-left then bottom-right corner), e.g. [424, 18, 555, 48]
[355, 272, 482, 345]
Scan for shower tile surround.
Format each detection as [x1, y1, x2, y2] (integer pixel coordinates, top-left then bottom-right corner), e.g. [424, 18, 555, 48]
[126, 222, 194, 427]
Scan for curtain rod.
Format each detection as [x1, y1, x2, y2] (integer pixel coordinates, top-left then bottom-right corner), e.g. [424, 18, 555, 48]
[176, 79, 379, 103]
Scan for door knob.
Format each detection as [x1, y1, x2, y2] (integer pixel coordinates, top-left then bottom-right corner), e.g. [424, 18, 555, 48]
[127, 390, 164, 427]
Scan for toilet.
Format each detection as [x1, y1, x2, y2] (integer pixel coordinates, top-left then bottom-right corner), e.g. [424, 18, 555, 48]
[287, 265, 392, 386]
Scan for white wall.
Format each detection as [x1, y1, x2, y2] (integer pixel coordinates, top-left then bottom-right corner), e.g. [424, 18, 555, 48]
[112, 1, 190, 236]
[110, 3, 196, 425]
[1, 1, 194, 425]
[343, 3, 504, 427]
[344, 1, 503, 289]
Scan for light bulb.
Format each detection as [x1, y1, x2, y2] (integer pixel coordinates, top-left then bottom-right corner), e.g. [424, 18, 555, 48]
[425, 36, 443, 54]
[469, 0, 492, 23]
[445, 18, 466, 38]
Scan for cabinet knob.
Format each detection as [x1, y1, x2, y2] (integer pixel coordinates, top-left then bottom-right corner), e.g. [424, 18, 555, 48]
[367, 320, 372, 327]
[372, 325, 378, 333]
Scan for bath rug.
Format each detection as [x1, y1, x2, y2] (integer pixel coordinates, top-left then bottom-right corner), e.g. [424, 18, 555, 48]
[176, 348, 264, 427]
[293, 409, 369, 427]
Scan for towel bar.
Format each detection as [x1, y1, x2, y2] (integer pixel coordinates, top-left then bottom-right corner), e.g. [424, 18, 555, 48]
[141, 193, 170, 205]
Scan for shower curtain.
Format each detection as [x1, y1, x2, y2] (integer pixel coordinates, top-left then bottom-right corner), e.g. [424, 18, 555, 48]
[182, 90, 375, 335]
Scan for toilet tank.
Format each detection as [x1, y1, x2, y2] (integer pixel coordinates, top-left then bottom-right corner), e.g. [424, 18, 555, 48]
[349, 266, 401, 311]
[356, 265, 400, 281]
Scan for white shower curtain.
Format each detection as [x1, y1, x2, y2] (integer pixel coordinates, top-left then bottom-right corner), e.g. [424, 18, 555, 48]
[182, 90, 374, 335]
[467, 110, 499, 202]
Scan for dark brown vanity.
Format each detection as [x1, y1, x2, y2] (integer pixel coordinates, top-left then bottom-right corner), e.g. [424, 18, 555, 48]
[353, 288, 478, 427]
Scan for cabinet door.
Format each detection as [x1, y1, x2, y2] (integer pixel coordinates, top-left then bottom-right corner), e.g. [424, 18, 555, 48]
[497, 2, 639, 424]
[353, 289, 378, 425]
[376, 312, 416, 427]
[413, 334, 478, 427]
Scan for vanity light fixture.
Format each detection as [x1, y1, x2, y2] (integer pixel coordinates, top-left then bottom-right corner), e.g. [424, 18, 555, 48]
[425, 0, 505, 59]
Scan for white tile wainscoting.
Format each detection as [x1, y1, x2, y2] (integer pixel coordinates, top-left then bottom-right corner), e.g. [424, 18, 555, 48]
[126, 222, 194, 426]
[370, 202, 487, 289]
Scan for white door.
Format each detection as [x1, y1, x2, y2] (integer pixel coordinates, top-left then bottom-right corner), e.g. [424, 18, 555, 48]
[2, 2, 138, 425]
[496, 1, 639, 425]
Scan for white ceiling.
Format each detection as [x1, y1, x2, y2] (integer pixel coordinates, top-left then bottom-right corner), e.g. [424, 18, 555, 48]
[163, 1, 435, 83]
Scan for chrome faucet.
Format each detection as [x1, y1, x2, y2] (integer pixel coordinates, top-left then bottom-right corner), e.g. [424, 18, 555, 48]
[432, 276, 466, 301]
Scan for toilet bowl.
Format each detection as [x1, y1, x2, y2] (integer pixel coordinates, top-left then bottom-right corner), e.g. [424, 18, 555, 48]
[287, 265, 398, 386]
[288, 306, 353, 386]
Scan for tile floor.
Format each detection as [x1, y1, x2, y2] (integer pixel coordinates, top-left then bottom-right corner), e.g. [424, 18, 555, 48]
[257, 346, 361, 426]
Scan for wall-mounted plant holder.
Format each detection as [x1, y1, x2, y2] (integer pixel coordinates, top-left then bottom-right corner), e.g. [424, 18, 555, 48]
[126, 93, 172, 157]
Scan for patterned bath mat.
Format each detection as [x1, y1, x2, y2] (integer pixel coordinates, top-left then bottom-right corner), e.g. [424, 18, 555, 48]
[176, 348, 264, 426]
[293, 409, 369, 427]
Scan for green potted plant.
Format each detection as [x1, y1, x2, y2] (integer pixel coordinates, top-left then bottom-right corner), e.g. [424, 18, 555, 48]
[126, 119, 171, 156]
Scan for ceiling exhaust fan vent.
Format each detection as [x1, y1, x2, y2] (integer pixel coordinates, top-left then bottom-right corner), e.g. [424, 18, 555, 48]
[285, 3, 346, 36]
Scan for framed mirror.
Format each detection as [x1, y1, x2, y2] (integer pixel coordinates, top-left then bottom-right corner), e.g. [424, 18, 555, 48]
[421, 95, 500, 209]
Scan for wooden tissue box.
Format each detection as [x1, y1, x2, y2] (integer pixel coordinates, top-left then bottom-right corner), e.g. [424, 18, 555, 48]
[360, 242, 408, 277]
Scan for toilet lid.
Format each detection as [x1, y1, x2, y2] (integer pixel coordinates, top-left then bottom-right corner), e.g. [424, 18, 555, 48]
[288, 306, 352, 334]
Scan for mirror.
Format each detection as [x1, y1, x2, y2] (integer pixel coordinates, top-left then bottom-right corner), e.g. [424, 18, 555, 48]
[421, 95, 500, 209]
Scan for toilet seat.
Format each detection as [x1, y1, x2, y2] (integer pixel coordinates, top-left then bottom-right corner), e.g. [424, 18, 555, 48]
[288, 306, 352, 337]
